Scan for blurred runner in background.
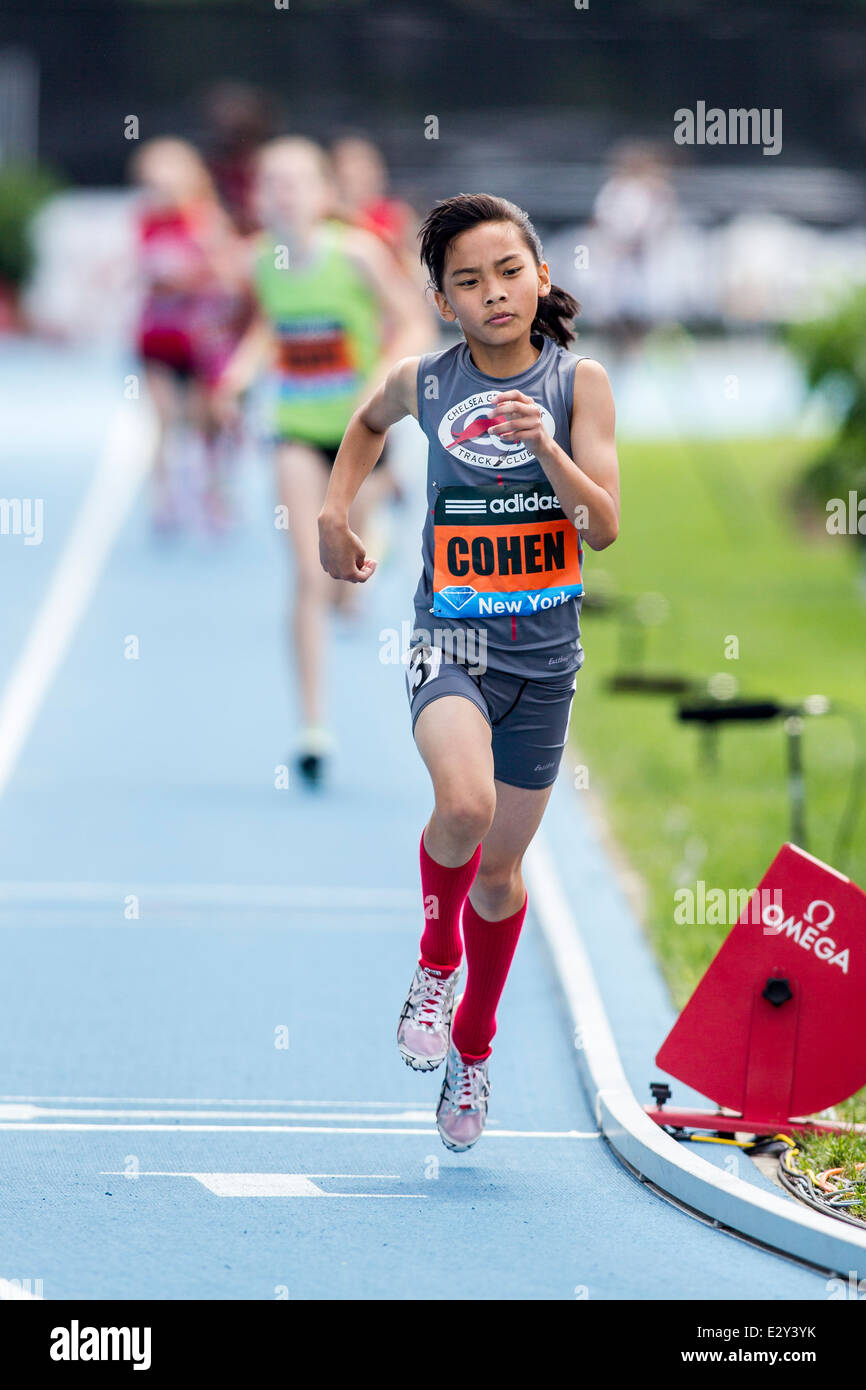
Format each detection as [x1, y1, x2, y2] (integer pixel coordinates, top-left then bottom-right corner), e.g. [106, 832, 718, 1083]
[202, 82, 275, 235]
[330, 135, 426, 292]
[216, 136, 432, 786]
[331, 133, 433, 508]
[130, 137, 251, 533]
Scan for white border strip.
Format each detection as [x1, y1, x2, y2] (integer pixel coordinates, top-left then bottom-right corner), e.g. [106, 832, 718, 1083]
[525, 830, 866, 1279]
[0, 401, 154, 799]
[0, 882, 417, 912]
[0, 1121, 595, 1138]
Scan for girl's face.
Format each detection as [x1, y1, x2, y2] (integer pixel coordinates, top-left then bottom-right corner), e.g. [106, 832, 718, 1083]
[332, 139, 385, 210]
[434, 220, 550, 346]
[254, 147, 332, 231]
[136, 145, 207, 209]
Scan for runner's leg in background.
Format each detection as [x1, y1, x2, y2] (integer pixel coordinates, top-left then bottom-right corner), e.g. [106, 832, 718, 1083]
[144, 361, 184, 528]
[275, 440, 342, 733]
[190, 378, 236, 532]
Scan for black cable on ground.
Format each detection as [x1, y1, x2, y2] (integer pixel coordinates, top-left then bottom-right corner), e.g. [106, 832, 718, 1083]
[668, 1128, 866, 1228]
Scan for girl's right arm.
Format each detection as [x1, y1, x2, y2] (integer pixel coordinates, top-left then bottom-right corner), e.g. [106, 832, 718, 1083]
[212, 312, 275, 426]
[318, 355, 419, 583]
[218, 312, 275, 396]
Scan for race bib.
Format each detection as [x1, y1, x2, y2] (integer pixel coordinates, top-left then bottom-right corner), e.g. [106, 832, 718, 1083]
[274, 319, 358, 395]
[431, 482, 583, 619]
[405, 642, 444, 699]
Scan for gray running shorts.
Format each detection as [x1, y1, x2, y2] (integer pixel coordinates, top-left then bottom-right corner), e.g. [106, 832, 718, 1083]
[405, 643, 578, 791]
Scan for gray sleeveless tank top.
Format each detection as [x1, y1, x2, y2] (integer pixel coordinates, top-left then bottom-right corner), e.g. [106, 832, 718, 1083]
[410, 332, 587, 679]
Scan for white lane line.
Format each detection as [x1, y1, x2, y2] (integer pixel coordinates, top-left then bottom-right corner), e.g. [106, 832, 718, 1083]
[0, 882, 417, 912]
[0, 1122, 599, 1137]
[101, 1171, 427, 1198]
[0, 1095, 419, 1107]
[524, 833, 625, 1103]
[0, 1104, 434, 1123]
[101, 1172, 405, 1178]
[0, 402, 155, 799]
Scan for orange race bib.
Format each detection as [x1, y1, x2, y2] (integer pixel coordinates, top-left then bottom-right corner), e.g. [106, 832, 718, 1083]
[274, 319, 357, 394]
[431, 482, 583, 619]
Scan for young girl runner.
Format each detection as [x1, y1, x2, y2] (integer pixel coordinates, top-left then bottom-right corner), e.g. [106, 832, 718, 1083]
[217, 137, 431, 785]
[318, 193, 619, 1150]
[131, 138, 250, 533]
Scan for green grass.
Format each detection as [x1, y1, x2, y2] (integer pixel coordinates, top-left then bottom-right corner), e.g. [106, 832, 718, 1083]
[568, 432, 866, 1159]
[783, 1109, 866, 1221]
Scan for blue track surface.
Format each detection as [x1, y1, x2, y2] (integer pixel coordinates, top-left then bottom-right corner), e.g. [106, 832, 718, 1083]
[0, 344, 833, 1299]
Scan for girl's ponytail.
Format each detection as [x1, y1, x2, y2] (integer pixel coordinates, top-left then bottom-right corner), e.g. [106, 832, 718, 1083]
[532, 283, 580, 349]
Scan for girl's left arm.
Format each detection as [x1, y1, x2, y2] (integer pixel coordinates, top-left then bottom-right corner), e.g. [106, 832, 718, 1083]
[491, 358, 620, 551]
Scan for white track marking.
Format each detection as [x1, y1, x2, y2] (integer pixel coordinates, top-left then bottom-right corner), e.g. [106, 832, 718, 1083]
[0, 1094, 421, 1107]
[101, 1172, 403, 1178]
[101, 1171, 427, 1198]
[0, 402, 154, 799]
[0, 1121, 598, 1137]
[524, 833, 624, 1100]
[0, 1104, 434, 1123]
[0, 882, 417, 911]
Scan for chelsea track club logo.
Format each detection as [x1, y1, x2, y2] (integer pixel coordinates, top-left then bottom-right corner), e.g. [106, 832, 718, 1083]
[437, 392, 556, 469]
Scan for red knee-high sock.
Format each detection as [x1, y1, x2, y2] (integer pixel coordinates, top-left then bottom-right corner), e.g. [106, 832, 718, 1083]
[450, 891, 528, 1061]
[418, 829, 481, 974]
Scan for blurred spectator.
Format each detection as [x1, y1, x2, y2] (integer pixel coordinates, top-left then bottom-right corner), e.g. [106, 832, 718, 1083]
[0, 163, 62, 333]
[590, 139, 679, 348]
[24, 188, 140, 346]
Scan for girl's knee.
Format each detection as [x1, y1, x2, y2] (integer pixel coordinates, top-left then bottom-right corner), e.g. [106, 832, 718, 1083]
[475, 856, 521, 897]
[435, 787, 496, 845]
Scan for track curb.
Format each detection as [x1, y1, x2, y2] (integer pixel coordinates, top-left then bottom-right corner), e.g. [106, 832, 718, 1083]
[525, 822, 866, 1283]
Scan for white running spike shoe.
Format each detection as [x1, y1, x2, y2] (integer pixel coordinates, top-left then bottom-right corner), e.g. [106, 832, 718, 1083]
[436, 1026, 491, 1153]
[397, 961, 461, 1071]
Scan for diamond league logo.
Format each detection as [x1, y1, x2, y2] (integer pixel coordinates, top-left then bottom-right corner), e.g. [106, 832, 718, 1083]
[437, 392, 555, 469]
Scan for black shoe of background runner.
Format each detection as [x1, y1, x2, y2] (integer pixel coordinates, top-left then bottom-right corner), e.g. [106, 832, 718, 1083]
[296, 751, 325, 787]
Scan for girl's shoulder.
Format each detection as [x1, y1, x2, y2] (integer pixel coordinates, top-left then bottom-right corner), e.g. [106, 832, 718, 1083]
[557, 346, 609, 388]
[330, 218, 382, 264]
[570, 353, 609, 384]
[567, 353, 614, 426]
[413, 340, 465, 426]
[418, 337, 463, 373]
